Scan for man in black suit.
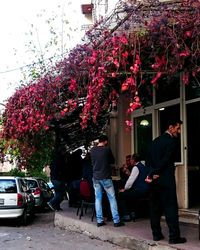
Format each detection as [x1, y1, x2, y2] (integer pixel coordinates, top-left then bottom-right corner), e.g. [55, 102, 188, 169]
[145, 119, 187, 244]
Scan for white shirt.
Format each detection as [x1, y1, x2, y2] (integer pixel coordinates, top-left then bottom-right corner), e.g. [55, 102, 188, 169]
[124, 165, 139, 190]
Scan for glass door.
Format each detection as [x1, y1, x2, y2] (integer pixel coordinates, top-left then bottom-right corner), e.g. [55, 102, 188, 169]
[186, 101, 200, 208]
[133, 114, 152, 161]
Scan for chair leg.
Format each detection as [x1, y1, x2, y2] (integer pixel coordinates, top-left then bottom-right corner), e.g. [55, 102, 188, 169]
[79, 202, 84, 220]
[76, 203, 81, 216]
[85, 205, 88, 214]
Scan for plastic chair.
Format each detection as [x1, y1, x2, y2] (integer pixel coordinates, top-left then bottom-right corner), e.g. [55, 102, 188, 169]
[76, 179, 95, 221]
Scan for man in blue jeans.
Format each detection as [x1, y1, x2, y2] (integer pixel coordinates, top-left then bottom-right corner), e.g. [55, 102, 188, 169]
[90, 134, 124, 227]
[48, 145, 67, 211]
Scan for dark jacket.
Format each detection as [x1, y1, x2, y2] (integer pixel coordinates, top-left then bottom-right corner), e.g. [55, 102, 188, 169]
[50, 150, 67, 181]
[67, 150, 83, 181]
[90, 146, 115, 180]
[82, 158, 93, 188]
[131, 162, 150, 192]
[145, 132, 179, 187]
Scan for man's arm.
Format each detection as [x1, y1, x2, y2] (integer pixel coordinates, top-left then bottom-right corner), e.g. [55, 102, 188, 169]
[122, 166, 139, 190]
[145, 138, 177, 182]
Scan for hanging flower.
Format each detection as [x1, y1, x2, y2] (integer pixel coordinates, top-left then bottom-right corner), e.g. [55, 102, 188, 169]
[182, 72, 189, 85]
[125, 120, 133, 127]
[151, 72, 162, 85]
[127, 96, 142, 113]
[69, 79, 77, 91]
[119, 34, 128, 45]
[179, 51, 190, 57]
[121, 83, 129, 92]
[122, 51, 129, 58]
[151, 55, 166, 70]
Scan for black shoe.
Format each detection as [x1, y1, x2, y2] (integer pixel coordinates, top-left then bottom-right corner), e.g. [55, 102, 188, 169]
[57, 207, 63, 211]
[97, 221, 106, 227]
[169, 237, 187, 244]
[47, 202, 58, 212]
[153, 234, 164, 241]
[130, 212, 136, 221]
[114, 221, 125, 227]
[121, 215, 131, 222]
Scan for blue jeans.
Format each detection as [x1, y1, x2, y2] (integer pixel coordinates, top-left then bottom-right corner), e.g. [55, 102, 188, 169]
[93, 178, 120, 224]
[50, 180, 65, 209]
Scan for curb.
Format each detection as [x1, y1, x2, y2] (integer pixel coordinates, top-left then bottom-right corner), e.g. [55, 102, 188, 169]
[54, 212, 177, 250]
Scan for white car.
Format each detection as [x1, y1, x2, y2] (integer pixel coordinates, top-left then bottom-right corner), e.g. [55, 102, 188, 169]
[0, 176, 35, 225]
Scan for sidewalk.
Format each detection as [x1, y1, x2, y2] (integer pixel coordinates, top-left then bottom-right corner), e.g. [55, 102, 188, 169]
[54, 200, 200, 250]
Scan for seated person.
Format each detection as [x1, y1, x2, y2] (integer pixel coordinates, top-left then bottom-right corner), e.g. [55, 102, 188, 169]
[118, 153, 150, 222]
[119, 154, 132, 187]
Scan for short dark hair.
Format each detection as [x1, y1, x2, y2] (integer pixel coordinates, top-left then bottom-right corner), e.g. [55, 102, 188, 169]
[99, 134, 108, 142]
[167, 118, 183, 127]
[131, 153, 141, 162]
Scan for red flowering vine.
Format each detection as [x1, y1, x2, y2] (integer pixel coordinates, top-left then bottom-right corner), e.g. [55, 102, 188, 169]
[1, 0, 200, 166]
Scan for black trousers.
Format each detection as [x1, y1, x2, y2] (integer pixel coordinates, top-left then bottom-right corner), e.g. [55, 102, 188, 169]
[150, 184, 180, 240]
[118, 189, 148, 216]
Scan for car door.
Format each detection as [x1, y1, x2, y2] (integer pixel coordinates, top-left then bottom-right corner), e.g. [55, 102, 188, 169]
[38, 179, 53, 201]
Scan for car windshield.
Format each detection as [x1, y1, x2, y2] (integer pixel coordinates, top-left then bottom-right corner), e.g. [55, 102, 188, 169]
[0, 180, 17, 193]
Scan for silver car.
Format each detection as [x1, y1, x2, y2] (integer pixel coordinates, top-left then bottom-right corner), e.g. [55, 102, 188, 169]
[25, 177, 54, 210]
[0, 176, 35, 225]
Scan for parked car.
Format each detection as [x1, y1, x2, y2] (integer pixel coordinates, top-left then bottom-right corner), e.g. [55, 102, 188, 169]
[0, 176, 35, 226]
[25, 177, 54, 210]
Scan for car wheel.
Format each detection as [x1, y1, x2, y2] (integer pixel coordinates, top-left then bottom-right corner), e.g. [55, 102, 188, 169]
[30, 206, 35, 219]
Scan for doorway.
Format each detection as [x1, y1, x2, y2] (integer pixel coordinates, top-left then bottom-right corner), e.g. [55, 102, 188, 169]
[186, 101, 200, 208]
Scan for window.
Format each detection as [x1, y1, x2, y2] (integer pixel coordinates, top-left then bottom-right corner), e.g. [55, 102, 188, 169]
[0, 180, 17, 193]
[158, 104, 181, 162]
[185, 74, 200, 100]
[186, 101, 200, 165]
[19, 179, 28, 192]
[156, 74, 180, 103]
[26, 180, 38, 189]
[186, 101, 200, 207]
[133, 114, 152, 160]
[38, 179, 48, 189]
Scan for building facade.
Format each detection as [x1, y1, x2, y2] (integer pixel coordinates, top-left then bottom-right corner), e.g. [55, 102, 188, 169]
[86, 0, 200, 211]
[116, 74, 200, 210]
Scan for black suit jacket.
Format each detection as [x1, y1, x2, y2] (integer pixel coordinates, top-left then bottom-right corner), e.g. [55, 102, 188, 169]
[146, 132, 179, 187]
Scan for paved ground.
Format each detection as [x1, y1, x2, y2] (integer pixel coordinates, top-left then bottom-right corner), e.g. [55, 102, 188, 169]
[54, 200, 200, 250]
[0, 209, 128, 250]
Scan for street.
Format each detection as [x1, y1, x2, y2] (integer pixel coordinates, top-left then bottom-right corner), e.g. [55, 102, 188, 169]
[0, 210, 128, 250]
